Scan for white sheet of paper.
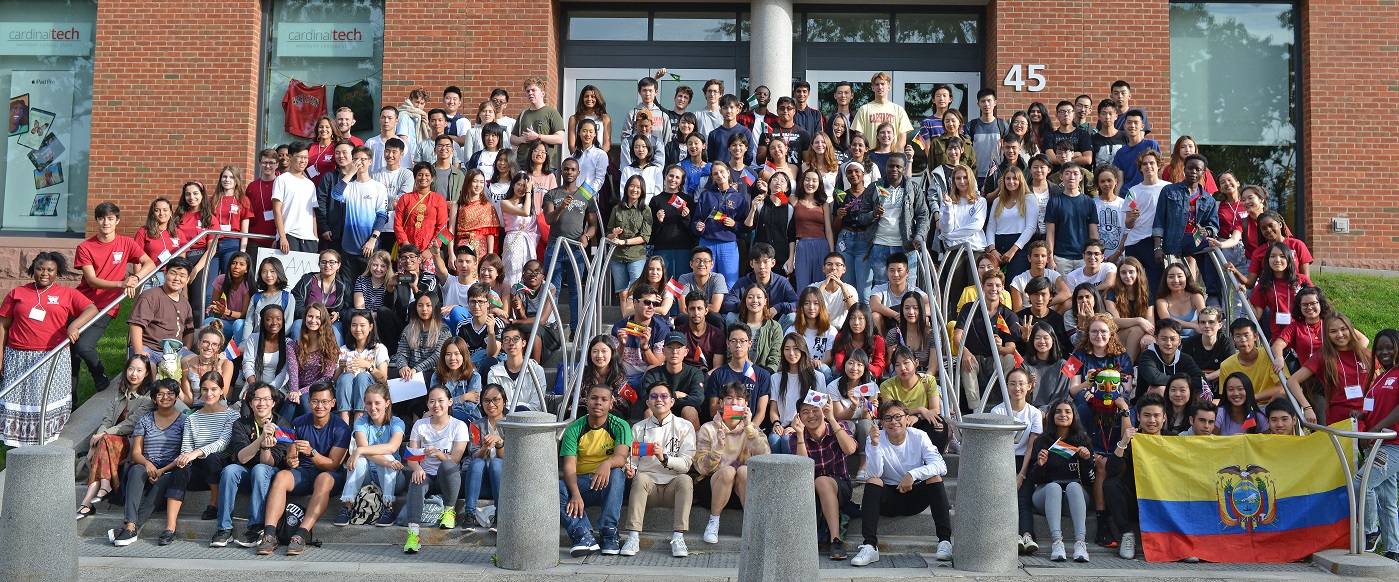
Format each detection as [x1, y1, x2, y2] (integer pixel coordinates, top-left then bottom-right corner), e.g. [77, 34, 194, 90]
[388, 372, 427, 401]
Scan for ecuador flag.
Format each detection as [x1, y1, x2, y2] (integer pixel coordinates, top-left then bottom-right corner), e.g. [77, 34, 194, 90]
[1133, 424, 1352, 563]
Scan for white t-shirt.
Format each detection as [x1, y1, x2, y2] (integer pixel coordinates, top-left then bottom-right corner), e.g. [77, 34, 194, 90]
[441, 276, 471, 310]
[789, 326, 838, 363]
[409, 416, 470, 475]
[373, 167, 414, 233]
[991, 401, 1043, 455]
[1030, 187, 1052, 235]
[1011, 269, 1062, 298]
[1064, 262, 1117, 291]
[1095, 196, 1130, 258]
[1124, 182, 1167, 246]
[271, 172, 318, 240]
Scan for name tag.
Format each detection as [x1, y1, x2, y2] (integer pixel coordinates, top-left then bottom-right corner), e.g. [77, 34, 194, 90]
[1365, 398, 1376, 412]
[263, 210, 274, 221]
[27, 307, 45, 322]
[220, 224, 231, 231]
[230, 204, 239, 213]
[158, 250, 172, 262]
[1346, 384, 1364, 400]
[1275, 312, 1292, 326]
[1240, 211, 1249, 218]
[307, 166, 320, 179]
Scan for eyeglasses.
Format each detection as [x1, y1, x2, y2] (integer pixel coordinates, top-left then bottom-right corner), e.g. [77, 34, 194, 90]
[249, 396, 274, 403]
[320, 260, 340, 265]
[881, 414, 907, 424]
[309, 399, 335, 407]
[502, 336, 524, 344]
[482, 397, 505, 404]
[647, 393, 672, 401]
[155, 392, 177, 399]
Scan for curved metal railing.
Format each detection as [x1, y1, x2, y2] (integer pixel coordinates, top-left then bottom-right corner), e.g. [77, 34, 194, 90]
[1302, 420, 1398, 555]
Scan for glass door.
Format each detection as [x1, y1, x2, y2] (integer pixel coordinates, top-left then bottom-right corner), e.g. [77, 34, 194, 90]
[806, 70, 981, 125]
[562, 67, 737, 161]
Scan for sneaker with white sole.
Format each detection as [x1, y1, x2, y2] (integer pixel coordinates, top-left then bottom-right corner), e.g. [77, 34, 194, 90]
[703, 520, 720, 544]
[1119, 532, 1136, 559]
[850, 544, 880, 566]
[1073, 540, 1090, 562]
[1022, 532, 1038, 554]
[110, 528, 138, 547]
[671, 536, 689, 557]
[1017, 534, 1026, 554]
[1050, 540, 1066, 562]
[935, 540, 953, 561]
[620, 535, 640, 556]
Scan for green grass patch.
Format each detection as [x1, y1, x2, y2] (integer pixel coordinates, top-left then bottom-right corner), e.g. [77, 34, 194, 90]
[1312, 272, 1399, 340]
[0, 307, 130, 472]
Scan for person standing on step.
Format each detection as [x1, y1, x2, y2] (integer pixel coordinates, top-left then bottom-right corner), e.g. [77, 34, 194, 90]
[850, 399, 954, 567]
[621, 380, 697, 558]
[74, 202, 156, 393]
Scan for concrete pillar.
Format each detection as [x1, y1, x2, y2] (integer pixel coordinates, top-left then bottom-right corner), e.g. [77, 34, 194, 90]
[495, 411, 564, 570]
[0, 446, 77, 582]
[749, 0, 794, 100]
[951, 413, 1022, 573]
[738, 455, 817, 581]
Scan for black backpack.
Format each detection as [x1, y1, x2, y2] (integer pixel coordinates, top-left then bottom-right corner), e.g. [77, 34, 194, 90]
[275, 501, 322, 547]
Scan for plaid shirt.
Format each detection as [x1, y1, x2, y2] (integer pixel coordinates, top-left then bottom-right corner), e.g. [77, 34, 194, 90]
[795, 421, 852, 480]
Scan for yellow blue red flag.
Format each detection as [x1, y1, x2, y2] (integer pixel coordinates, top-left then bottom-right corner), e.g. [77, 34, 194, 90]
[1133, 425, 1352, 562]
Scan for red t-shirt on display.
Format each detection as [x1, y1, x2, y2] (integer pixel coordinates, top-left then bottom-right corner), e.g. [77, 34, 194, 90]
[1305, 349, 1369, 425]
[74, 235, 145, 316]
[282, 81, 326, 139]
[134, 227, 180, 264]
[1365, 367, 1399, 445]
[244, 179, 278, 237]
[176, 211, 208, 252]
[0, 284, 93, 351]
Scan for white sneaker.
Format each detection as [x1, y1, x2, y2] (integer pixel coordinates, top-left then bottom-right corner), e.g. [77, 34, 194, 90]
[620, 535, 640, 556]
[1073, 541, 1090, 562]
[671, 536, 689, 557]
[703, 520, 720, 544]
[935, 540, 953, 561]
[1022, 532, 1038, 554]
[851, 544, 880, 566]
[1050, 540, 1066, 562]
[1119, 532, 1136, 559]
[1017, 534, 1026, 554]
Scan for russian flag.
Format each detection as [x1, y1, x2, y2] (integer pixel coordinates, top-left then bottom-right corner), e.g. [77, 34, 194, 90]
[1133, 425, 1351, 563]
[274, 428, 296, 443]
[223, 340, 241, 361]
[403, 447, 427, 462]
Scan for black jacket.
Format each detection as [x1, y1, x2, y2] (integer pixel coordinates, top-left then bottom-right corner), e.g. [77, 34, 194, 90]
[315, 168, 351, 251]
[291, 272, 352, 321]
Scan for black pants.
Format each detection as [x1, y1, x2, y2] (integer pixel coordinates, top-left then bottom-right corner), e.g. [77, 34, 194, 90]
[287, 237, 318, 253]
[860, 480, 952, 546]
[341, 253, 369, 284]
[1015, 454, 1035, 534]
[72, 312, 112, 390]
[123, 463, 175, 528]
[167, 452, 227, 501]
[378, 231, 398, 254]
[1104, 473, 1138, 533]
[910, 418, 950, 453]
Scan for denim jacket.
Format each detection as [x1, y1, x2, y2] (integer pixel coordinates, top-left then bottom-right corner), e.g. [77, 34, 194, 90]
[1152, 181, 1219, 256]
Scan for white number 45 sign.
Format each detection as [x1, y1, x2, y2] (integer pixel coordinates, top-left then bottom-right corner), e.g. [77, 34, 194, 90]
[1003, 65, 1046, 92]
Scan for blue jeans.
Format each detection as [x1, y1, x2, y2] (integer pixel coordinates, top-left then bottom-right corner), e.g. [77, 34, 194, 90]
[653, 248, 692, 280]
[545, 244, 586, 329]
[289, 320, 343, 344]
[559, 468, 626, 534]
[342, 457, 402, 505]
[768, 431, 793, 454]
[216, 463, 278, 530]
[446, 306, 470, 335]
[702, 239, 740, 292]
[336, 371, 374, 413]
[202, 316, 245, 346]
[609, 259, 646, 297]
[1363, 444, 1399, 552]
[279, 398, 310, 421]
[838, 230, 872, 301]
[869, 244, 919, 292]
[463, 456, 503, 516]
[208, 238, 241, 304]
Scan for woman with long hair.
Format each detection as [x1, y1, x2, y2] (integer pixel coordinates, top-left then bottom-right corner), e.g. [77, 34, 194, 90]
[1249, 241, 1308, 339]
[789, 287, 836, 377]
[746, 172, 794, 277]
[583, 334, 634, 419]
[209, 165, 252, 281]
[1154, 262, 1206, 340]
[204, 251, 253, 342]
[334, 383, 405, 527]
[1162, 135, 1217, 192]
[1009, 111, 1037, 157]
[1216, 372, 1267, 435]
[1287, 312, 1372, 424]
[286, 303, 340, 419]
[735, 284, 784, 373]
[524, 140, 557, 198]
[242, 257, 295, 344]
[622, 134, 664, 201]
[396, 161, 451, 254]
[166, 370, 238, 530]
[134, 197, 180, 288]
[241, 304, 290, 396]
[1025, 398, 1095, 562]
[499, 172, 539, 287]
[466, 121, 505, 180]
[1270, 286, 1334, 378]
[455, 166, 501, 256]
[885, 291, 936, 373]
[607, 175, 654, 304]
[436, 337, 482, 423]
[307, 116, 344, 185]
[768, 332, 826, 453]
[568, 85, 612, 153]
[1105, 257, 1154, 359]
[1164, 373, 1200, 434]
[461, 383, 508, 530]
[401, 386, 470, 551]
[1026, 321, 1071, 407]
[801, 132, 840, 194]
[1025, 102, 1053, 154]
[939, 165, 988, 253]
[830, 303, 887, 379]
[392, 293, 450, 421]
[77, 356, 155, 519]
[336, 310, 391, 423]
[622, 256, 673, 319]
[487, 148, 517, 202]
[646, 165, 696, 280]
[1064, 283, 1108, 349]
[571, 118, 608, 193]
[105, 380, 187, 546]
[353, 251, 397, 313]
[174, 179, 216, 314]
[791, 169, 835, 291]
[826, 114, 852, 163]
[985, 166, 1037, 282]
[180, 323, 236, 407]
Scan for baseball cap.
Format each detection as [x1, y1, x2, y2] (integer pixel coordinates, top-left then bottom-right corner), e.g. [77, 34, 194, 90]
[663, 333, 687, 347]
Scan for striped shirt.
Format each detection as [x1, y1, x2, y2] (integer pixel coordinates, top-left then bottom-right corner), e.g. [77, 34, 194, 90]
[181, 408, 239, 457]
[135, 412, 187, 467]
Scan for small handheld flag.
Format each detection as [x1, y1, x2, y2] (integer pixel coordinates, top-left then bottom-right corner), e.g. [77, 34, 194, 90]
[1200, 379, 1215, 402]
[489, 294, 504, 309]
[855, 382, 880, 398]
[403, 447, 426, 462]
[803, 389, 830, 407]
[712, 210, 730, 222]
[1130, 199, 1139, 210]
[665, 278, 686, 300]
[724, 404, 747, 420]
[745, 93, 759, 110]
[1061, 355, 1083, 377]
[668, 193, 686, 209]
[668, 72, 682, 82]
[876, 185, 891, 200]
[1013, 350, 1025, 368]
[576, 182, 596, 201]
[274, 428, 296, 443]
[1242, 416, 1258, 431]
[435, 223, 453, 247]
[740, 169, 756, 187]
[1191, 228, 1207, 247]
[223, 340, 241, 361]
[632, 441, 658, 456]
[623, 321, 648, 337]
[995, 315, 1011, 335]
[742, 361, 757, 382]
[1049, 439, 1078, 458]
[513, 282, 536, 298]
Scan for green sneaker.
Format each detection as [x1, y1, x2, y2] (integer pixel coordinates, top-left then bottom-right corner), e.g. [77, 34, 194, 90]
[439, 508, 457, 530]
[404, 530, 421, 554]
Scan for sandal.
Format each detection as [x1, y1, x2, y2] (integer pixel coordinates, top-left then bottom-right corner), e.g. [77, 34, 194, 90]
[92, 487, 112, 505]
[76, 504, 96, 520]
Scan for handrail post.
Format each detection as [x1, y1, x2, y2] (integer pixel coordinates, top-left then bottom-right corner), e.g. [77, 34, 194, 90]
[951, 414, 1029, 572]
[915, 240, 960, 429]
[495, 413, 572, 570]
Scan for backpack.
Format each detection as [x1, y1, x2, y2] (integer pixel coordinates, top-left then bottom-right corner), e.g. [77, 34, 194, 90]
[275, 501, 322, 546]
[348, 484, 386, 525]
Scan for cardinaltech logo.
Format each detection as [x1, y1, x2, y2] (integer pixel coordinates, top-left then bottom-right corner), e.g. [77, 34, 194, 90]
[286, 27, 363, 42]
[7, 27, 82, 41]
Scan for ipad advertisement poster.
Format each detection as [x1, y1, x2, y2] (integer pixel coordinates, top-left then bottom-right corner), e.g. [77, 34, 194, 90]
[6, 70, 72, 231]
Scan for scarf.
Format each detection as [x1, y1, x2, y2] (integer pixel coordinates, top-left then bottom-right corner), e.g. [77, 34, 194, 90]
[398, 99, 433, 144]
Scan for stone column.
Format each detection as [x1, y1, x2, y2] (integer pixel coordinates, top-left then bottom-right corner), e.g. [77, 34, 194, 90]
[749, 0, 794, 100]
[737, 455, 816, 581]
[496, 411, 566, 570]
[0, 446, 77, 582]
[951, 413, 1023, 573]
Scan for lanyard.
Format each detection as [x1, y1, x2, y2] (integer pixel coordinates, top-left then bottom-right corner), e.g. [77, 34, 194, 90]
[1367, 368, 1399, 399]
[1338, 351, 1354, 393]
[33, 283, 54, 310]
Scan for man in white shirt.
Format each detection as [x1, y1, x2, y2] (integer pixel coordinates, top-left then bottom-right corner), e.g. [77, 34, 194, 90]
[1062, 240, 1117, 294]
[365, 106, 399, 175]
[272, 143, 319, 253]
[851, 399, 954, 566]
[372, 138, 413, 252]
[1122, 149, 1168, 291]
[621, 380, 698, 558]
[809, 252, 858, 329]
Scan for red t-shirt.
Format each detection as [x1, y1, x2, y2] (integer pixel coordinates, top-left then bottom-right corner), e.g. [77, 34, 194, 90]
[244, 179, 279, 237]
[212, 194, 253, 233]
[1248, 238, 1313, 276]
[1365, 367, 1399, 444]
[1217, 200, 1247, 239]
[679, 321, 725, 371]
[134, 226, 180, 264]
[1275, 319, 1323, 368]
[176, 211, 208, 251]
[1306, 349, 1369, 425]
[74, 235, 146, 317]
[307, 142, 337, 185]
[1249, 279, 1308, 339]
[0, 284, 93, 350]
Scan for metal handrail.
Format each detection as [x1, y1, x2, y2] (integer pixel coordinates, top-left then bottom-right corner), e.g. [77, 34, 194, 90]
[1302, 420, 1398, 555]
[497, 419, 573, 430]
[913, 240, 961, 430]
[0, 228, 276, 444]
[951, 419, 1030, 432]
[943, 242, 1012, 416]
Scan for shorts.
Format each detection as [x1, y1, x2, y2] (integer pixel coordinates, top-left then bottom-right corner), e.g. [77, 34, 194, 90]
[288, 465, 347, 497]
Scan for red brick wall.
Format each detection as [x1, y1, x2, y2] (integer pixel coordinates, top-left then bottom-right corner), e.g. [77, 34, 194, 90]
[382, 0, 561, 114]
[87, 0, 263, 239]
[1299, 0, 1399, 270]
[986, 0, 1172, 148]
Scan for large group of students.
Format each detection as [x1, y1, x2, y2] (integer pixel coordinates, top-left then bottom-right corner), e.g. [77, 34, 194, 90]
[3, 71, 1398, 565]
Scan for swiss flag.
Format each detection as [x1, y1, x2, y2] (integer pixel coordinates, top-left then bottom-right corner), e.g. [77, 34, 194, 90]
[1061, 355, 1083, 377]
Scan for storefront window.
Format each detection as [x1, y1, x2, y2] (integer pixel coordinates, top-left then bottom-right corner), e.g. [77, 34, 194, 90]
[568, 12, 648, 41]
[262, 0, 384, 148]
[804, 14, 890, 43]
[0, 0, 97, 235]
[1171, 2, 1297, 228]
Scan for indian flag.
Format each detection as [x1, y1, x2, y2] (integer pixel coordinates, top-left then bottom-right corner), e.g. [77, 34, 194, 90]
[1049, 439, 1078, 458]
